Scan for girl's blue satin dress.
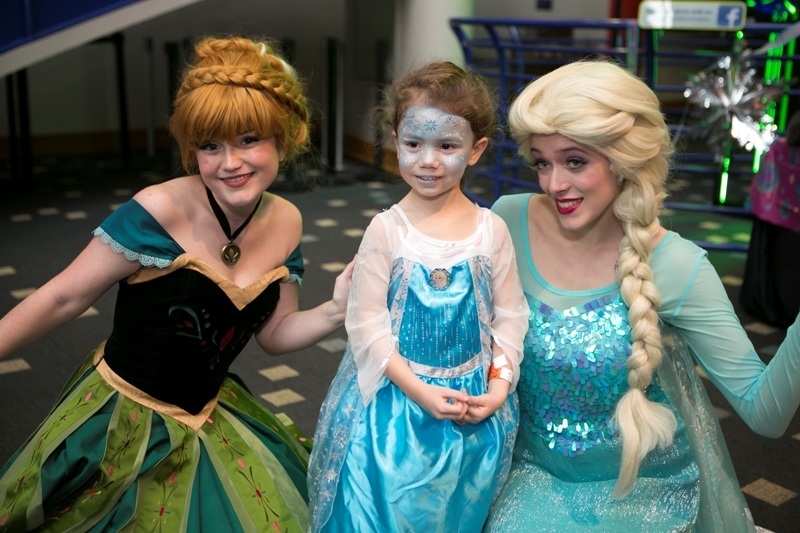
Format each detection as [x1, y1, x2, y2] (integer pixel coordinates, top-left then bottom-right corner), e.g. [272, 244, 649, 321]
[309, 207, 524, 533]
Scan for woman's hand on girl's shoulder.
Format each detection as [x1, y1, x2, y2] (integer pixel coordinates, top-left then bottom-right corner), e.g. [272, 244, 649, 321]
[328, 257, 355, 323]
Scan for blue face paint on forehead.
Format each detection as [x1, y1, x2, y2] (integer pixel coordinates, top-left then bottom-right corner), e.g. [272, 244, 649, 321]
[398, 105, 473, 143]
[395, 105, 479, 194]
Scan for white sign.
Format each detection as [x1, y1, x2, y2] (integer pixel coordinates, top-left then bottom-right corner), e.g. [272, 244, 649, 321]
[638, 1, 747, 31]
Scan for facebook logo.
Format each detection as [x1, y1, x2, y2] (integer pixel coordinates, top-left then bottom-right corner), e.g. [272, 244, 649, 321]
[718, 6, 743, 27]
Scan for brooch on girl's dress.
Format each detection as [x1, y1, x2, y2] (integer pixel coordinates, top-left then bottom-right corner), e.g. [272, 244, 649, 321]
[429, 268, 451, 290]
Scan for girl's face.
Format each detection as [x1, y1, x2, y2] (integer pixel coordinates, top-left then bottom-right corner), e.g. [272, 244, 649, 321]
[196, 132, 284, 210]
[394, 105, 487, 200]
[529, 133, 621, 234]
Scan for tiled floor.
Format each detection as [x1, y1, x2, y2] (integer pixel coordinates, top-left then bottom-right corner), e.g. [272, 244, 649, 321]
[0, 156, 798, 531]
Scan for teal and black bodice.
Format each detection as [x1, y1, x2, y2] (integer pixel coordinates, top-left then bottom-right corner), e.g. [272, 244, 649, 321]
[103, 269, 280, 414]
[95, 199, 304, 414]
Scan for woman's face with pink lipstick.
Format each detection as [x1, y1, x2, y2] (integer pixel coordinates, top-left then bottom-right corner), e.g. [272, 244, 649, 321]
[529, 133, 620, 233]
[197, 132, 284, 210]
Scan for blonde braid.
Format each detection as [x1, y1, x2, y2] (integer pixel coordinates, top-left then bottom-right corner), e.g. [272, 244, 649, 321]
[612, 181, 677, 498]
[508, 60, 677, 498]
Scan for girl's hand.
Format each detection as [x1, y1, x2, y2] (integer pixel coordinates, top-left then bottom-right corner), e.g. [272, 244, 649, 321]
[409, 383, 469, 421]
[459, 379, 510, 424]
[329, 257, 355, 323]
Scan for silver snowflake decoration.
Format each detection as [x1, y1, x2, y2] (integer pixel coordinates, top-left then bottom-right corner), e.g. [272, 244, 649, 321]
[683, 39, 785, 160]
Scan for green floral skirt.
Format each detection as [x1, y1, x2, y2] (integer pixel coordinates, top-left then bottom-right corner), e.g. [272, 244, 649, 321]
[0, 348, 310, 533]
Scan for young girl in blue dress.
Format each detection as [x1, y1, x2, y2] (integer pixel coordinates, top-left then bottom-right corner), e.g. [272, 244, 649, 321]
[308, 62, 529, 532]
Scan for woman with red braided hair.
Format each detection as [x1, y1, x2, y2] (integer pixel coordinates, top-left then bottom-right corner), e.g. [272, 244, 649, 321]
[0, 36, 352, 532]
[485, 60, 800, 532]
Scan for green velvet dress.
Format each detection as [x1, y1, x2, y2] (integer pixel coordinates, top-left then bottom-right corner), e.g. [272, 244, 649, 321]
[0, 199, 310, 533]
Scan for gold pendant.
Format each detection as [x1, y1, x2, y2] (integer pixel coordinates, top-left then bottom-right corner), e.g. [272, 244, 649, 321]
[221, 243, 241, 265]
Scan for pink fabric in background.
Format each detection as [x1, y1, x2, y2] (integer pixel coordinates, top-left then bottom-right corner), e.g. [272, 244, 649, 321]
[750, 137, 800, 232]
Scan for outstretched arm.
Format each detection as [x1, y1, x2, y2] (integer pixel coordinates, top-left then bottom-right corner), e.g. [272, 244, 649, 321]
[0, 236, 141, 361]
[665, 252, 800, 438]
[255, 259, 354, 355]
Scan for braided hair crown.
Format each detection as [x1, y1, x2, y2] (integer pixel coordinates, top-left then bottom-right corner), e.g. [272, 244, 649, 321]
[169, 37, 310, 172]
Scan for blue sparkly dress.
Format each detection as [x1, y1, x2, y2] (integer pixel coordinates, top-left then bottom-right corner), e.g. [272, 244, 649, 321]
[308, 205, 529, 532]
[486, 194, 800, 533]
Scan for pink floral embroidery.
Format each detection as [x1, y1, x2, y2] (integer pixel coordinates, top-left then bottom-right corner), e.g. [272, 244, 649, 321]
[206, 417, 213, 425]
[60, 507, 70, 514]
[238, 459, 245, 468]
[1, 513, 7, 525]
[273, 521, 281, 531]
[107, 466, 114, 477]
[169, 472, 176, 484]
[84, 392, 93, 402]
[132, 412, 137, 422]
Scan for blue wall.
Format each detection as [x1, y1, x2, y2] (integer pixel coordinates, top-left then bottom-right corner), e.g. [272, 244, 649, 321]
[0, 0, 138, 54]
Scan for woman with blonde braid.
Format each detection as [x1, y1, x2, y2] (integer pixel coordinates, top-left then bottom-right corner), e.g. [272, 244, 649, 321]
[483, 61, 800, 532]
[0, 37, 352, 532]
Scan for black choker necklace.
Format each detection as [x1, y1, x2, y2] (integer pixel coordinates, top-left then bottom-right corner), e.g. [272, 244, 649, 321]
[205, 187, 263, 265]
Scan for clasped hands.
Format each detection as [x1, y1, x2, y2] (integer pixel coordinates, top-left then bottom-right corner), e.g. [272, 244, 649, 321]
[413, 381, 509, 425]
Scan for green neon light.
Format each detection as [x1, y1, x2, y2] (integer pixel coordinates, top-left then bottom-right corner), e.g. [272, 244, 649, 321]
[719, 172, 729, 204]
[765, 33, 779, 81]
[736, 30, 744, 39]
[753, 149, 763, 173]
[719, 156, 731, 205]
[780, 94, 790, 130]
[787, 1, 797, 16]
[778, 39, 796, 131]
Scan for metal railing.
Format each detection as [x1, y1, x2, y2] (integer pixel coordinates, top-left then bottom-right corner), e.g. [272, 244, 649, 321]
[450, 18, 798, 252]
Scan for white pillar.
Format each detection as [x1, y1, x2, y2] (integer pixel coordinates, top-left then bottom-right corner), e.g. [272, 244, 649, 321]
[392, 0, 474, 78]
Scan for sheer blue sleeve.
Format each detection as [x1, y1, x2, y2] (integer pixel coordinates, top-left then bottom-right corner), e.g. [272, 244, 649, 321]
[654, 233, 800, 438]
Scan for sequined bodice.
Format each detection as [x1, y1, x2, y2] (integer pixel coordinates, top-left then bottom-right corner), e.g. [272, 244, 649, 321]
[390, 258, 488, 369]
[518, 293, 632, 456]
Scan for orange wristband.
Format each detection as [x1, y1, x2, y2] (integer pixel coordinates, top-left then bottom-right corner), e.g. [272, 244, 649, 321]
[489, 356, 513, 383]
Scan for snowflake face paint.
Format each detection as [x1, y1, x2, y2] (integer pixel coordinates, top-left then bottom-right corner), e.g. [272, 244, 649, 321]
[395, 105, 476, 198]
